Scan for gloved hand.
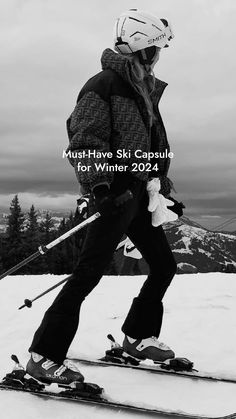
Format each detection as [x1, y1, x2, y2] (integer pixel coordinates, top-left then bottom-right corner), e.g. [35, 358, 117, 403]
[93, 184, 133, 215]
[151, 194, 178, 226]
[147, 178, 178, 227]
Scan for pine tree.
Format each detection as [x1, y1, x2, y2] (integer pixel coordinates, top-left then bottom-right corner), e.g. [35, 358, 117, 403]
[53, 218, 70, 274]
[26, 205, 39, 241]
[64, 212, 78, 273]
[39, 211, 56, 273]
[5, 195, 25, 271]
[24, 205, 41, 274]
[40, 211, 55, 243]
[6, 195, 25, 244]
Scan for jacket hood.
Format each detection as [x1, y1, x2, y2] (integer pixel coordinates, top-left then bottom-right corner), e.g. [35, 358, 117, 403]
[101, 48, 168, 104]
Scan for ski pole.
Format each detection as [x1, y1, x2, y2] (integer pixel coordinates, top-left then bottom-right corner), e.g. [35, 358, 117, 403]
[0, 212, 100, 281]
[18, 274, 72, 310]
[18, 234, 127, 310]
[15, 190, 134, 309]
[18, 233, 128, 310]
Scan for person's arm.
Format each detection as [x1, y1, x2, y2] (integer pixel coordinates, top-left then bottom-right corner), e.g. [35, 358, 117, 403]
[67, 90, 113, 193]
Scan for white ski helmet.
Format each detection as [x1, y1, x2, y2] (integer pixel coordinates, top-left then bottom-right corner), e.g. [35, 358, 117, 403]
[113, 9, 174, 63]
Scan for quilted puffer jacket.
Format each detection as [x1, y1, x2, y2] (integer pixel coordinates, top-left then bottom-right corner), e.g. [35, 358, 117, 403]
[66, 48, 173, 195]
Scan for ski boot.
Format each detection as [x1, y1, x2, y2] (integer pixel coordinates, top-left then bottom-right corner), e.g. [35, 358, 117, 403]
[26, 353, 84, 388]
[102, 335, 193, 372]
[123, 335, 175, 362]
[1, 355, 103, 399]
[100, 334, 140, 365]
[1, 355, 45, 390]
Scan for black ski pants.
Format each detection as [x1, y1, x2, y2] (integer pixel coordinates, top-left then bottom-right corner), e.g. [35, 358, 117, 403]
[29, 175, 177, 364]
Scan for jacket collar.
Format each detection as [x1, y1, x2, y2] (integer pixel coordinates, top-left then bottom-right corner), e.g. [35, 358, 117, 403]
[101, 48, 168, 104]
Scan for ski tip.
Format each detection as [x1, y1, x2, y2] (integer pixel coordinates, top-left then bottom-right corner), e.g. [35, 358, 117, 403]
[107, 334, 115, 342]
[11, 354, 19, 364]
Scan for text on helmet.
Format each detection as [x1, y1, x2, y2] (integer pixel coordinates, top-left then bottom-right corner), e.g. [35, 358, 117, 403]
[148, 33, 166, 45]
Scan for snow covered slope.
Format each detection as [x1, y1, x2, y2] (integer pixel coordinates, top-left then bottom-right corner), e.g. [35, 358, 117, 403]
[0, 273, 236, 418]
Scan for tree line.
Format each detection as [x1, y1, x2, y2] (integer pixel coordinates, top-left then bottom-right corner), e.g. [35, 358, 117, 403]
[0, 195, 88, 276]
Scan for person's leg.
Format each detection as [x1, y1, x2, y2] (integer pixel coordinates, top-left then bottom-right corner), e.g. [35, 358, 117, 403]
[122, 192, 177, 340]
[29, 178, 145, 364]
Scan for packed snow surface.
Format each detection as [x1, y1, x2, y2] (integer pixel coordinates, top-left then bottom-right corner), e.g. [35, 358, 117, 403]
[0, 273, 236, 418]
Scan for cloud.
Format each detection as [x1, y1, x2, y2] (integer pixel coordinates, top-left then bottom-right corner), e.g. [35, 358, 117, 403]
[0, 0, 235, 219]
[0, 192, 77, 211]
[201, 215, 222, 219]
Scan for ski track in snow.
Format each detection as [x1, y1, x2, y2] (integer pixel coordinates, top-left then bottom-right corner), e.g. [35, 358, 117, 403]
[0, 273, 236, 418]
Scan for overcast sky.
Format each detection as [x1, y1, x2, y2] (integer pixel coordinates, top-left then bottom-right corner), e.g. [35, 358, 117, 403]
[0, 0, 235, 229]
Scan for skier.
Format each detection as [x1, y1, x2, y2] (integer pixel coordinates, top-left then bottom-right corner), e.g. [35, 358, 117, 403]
[26, 9, 182, 386]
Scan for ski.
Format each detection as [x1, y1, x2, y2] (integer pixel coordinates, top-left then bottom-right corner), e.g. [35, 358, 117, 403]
[1, 354, 236, 419]
[71, 356, 236, 384]
[1, 379, 236, 419]
[70, 334, 236, 384]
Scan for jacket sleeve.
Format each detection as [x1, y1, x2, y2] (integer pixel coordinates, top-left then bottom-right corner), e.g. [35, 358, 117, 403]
[66, 90, 113, 193]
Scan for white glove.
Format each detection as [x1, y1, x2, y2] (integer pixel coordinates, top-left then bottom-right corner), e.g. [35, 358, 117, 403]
[146, 178, 161, 211]
[151, 194, 178, 226]
[147, 179, 178, 227]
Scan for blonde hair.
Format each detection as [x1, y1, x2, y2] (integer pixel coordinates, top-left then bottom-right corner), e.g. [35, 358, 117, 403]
[126, 54, 156, 126]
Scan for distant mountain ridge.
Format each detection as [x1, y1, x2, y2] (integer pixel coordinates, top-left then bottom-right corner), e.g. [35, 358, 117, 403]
[165, 216, 236, 273]
[115, 216, 236, 274]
